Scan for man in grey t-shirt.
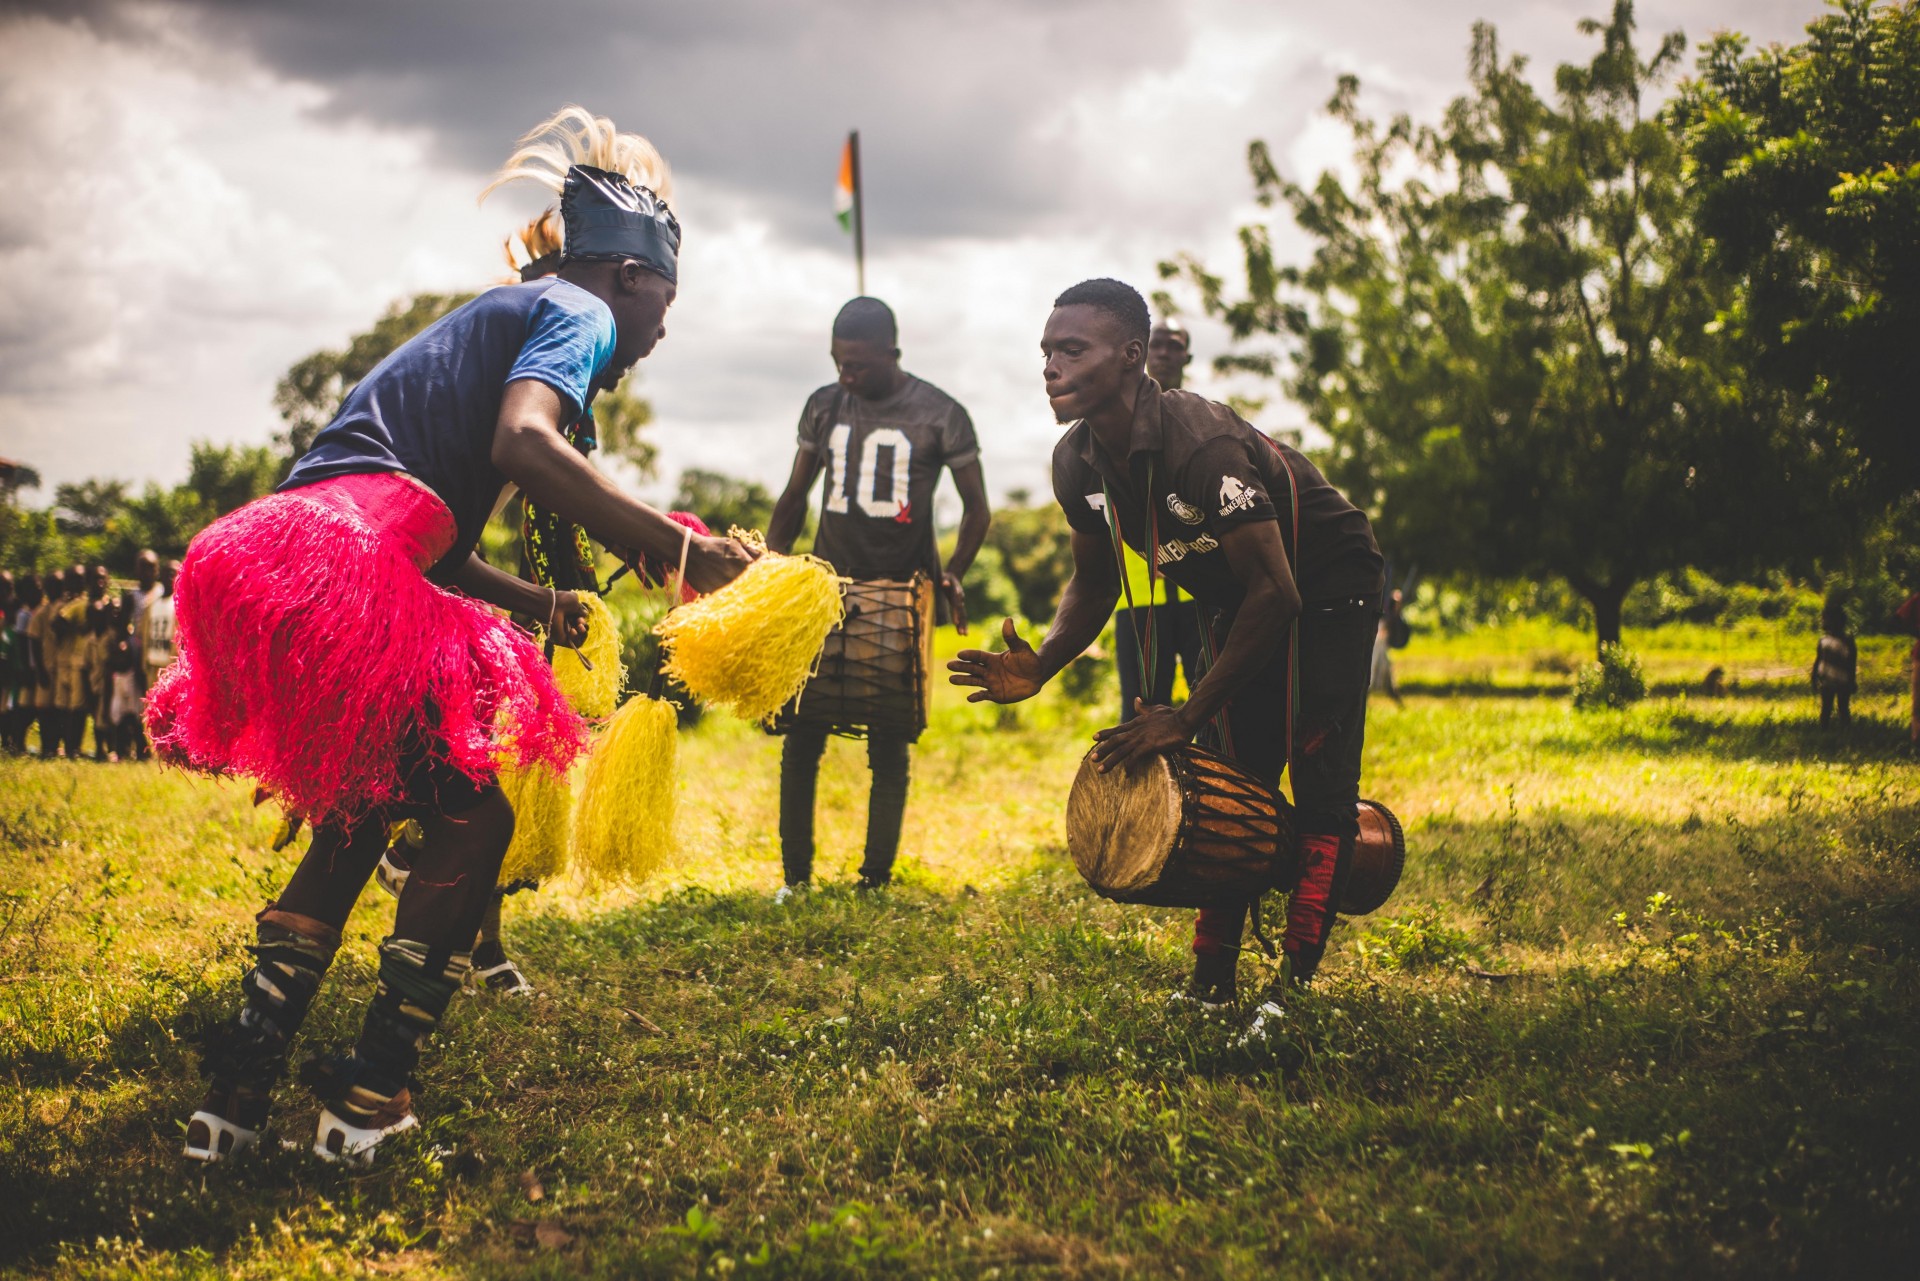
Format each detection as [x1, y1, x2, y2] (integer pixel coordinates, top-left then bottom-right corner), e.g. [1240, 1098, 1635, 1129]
[767, 297, 992, 891]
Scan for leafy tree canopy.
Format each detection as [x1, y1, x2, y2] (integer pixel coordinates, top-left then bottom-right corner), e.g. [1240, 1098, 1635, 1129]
[1163, 1, 1848, 651]
[1674, 0, 1920, 497]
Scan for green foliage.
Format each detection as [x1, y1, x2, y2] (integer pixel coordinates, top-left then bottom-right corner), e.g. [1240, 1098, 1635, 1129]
[1165, 3, 1842, 654]
[1353, 904, 1487, 973]
[674, 468, 774, 538]
[1676, 0, 1920, 497]
[0, 441, 279, 572]
[978, 489, 1074, 624]
[1574, 641, 1648, 709]
[272, 293, 475, 462]
[4, 670, 1920, 1275]
[593, 384, 659, 480]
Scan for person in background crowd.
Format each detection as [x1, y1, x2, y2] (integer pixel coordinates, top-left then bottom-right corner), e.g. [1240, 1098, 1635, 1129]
[0, 573, 13, 747]
[123, 551, 163, 756]
[85, 599, 115, 761]
[26, 570, 62, 756]
[105, 611, 143, 759]
[1112, 317, 1204, 723]
[6, 574, 41, 753]
[139, 561, 181, 698]
[1895, 590, 1920, 745]
[1370, 587, 1404, 704]
[1811, 599, 1856, 731]
[51, 566, 89, 758]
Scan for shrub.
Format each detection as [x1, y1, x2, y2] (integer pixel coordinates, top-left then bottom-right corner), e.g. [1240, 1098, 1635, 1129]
[1353, 904, 1487, 973]
[1573, 642, 1646, 710]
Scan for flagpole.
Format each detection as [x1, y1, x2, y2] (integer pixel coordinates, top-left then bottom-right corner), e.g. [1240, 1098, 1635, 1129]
[850, 129, 866, 296]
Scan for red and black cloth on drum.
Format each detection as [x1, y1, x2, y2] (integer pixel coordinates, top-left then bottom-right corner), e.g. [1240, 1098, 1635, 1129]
[795, 376, 979, 583]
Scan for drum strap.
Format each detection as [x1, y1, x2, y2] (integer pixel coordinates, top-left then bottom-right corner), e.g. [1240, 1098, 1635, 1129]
[1100, 462, 1161, 704]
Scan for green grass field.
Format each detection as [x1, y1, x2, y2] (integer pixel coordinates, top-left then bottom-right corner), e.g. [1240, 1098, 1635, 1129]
[2, 622, 1916, 1278]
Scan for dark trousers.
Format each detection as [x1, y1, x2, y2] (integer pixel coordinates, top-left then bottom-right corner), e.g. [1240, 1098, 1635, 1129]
[276, 752, 504, 948]
[1194, 600, 1378, 952]
[1115, 601, 1205, 720]
[780, 726, 911, 885]
[1820, 690, 1851, 729]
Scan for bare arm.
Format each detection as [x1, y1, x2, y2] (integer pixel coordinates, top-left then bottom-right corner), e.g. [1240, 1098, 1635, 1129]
[491, 380, 754, 594]
[1090, 519, 1300, 770]
[943, 460, 991, 583]
[766, 450, 823, 555]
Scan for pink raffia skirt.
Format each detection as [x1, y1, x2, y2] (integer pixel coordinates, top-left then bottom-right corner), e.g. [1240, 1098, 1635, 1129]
[145, 472, 586, 823]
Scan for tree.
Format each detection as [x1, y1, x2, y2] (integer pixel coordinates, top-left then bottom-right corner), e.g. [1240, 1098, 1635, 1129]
[593, 385, 660, 480]
[183, 441, 280, 518]
[1675, 0, 1920, 499]
[273, 293, 476, 462]
[672, 469, 774, 537]
[980, 490, 1075, 624]
[1164, 4, 1845, 652]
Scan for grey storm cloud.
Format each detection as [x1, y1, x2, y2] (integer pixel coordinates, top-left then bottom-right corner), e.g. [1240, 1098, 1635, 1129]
[13, 0, 1187, 247]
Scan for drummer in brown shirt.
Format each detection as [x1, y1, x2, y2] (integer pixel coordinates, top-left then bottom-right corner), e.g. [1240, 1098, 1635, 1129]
[950, 278, 1383, 1011]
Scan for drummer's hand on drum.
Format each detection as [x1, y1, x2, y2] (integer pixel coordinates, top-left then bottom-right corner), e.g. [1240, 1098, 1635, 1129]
[938, 571, 969, 636]
[947, 617, 1044, 703]
[1090, 699, 1195, 772]
[683, 533, 760, 595]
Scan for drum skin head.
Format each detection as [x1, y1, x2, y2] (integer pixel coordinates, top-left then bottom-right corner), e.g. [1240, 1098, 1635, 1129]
[1067, 749, 1182, 896]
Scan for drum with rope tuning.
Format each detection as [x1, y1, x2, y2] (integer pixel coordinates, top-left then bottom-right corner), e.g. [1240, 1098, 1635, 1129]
[777, 574, 934, 740]
[1065, 744, 1406, 915]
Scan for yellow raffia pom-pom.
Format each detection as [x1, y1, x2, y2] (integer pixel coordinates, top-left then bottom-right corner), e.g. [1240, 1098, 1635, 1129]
[655, 537, 846, 724]
[499, 760, 574, 885]
[543, 590, 625, 719]
[573, 695, 678, 887]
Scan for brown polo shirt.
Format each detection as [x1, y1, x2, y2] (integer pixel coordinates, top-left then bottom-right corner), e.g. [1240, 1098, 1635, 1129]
[1051, 377, 1382, 611]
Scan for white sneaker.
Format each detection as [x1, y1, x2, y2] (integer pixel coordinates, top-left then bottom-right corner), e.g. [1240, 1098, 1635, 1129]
[772, 883, 808, 905]
[314, 1103, 418, 1167]
[1235, 1000, 1287, 1049]
[182, 1109, 258, 1164]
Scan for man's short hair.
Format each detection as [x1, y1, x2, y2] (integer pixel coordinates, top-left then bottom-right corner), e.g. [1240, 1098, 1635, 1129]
[832, 296, 897, 346]
[1054, 278, 1150, 346]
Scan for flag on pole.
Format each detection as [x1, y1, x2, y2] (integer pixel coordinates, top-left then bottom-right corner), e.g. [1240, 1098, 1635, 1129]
[835, 135, 857, 231]
[837, 131, 866, 294]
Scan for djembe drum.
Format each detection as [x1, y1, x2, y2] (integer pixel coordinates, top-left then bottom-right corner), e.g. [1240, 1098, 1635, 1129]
[779, 575, 934, 740]
[1065, 744, 1405, 915]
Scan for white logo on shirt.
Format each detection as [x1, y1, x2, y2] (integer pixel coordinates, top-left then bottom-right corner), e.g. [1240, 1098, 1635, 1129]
[1218, 475, 1257, 517]
[1166, 493, 1204, 525]
[1156, 533, 1220, 565]
[1085, 493, 1107, 514]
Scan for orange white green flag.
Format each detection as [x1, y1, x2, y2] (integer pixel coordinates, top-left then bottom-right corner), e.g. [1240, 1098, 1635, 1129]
[836, 134, 856, 230]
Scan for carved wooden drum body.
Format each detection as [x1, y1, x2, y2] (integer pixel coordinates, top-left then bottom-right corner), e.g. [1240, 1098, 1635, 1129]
[1066, 744, 1405, 915]
[780, 575, 934, 740]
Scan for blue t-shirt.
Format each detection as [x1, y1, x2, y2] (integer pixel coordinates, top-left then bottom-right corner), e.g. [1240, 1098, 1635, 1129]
[285, 278, 617, 578]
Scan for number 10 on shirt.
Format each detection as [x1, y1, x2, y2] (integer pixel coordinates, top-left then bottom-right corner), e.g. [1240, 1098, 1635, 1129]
[824, 424, 913, 520]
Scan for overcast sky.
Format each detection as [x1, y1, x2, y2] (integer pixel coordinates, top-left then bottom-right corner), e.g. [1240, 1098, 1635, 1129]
[0, 0, 1817, 514]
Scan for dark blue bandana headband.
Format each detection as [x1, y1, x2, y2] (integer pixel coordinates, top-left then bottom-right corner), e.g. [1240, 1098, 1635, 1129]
[560, 164, 681, 284]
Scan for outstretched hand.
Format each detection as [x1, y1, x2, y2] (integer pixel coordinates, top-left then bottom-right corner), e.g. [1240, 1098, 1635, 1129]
[947, 617, 1045, 704]
[1089, 699, 1194, 772]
